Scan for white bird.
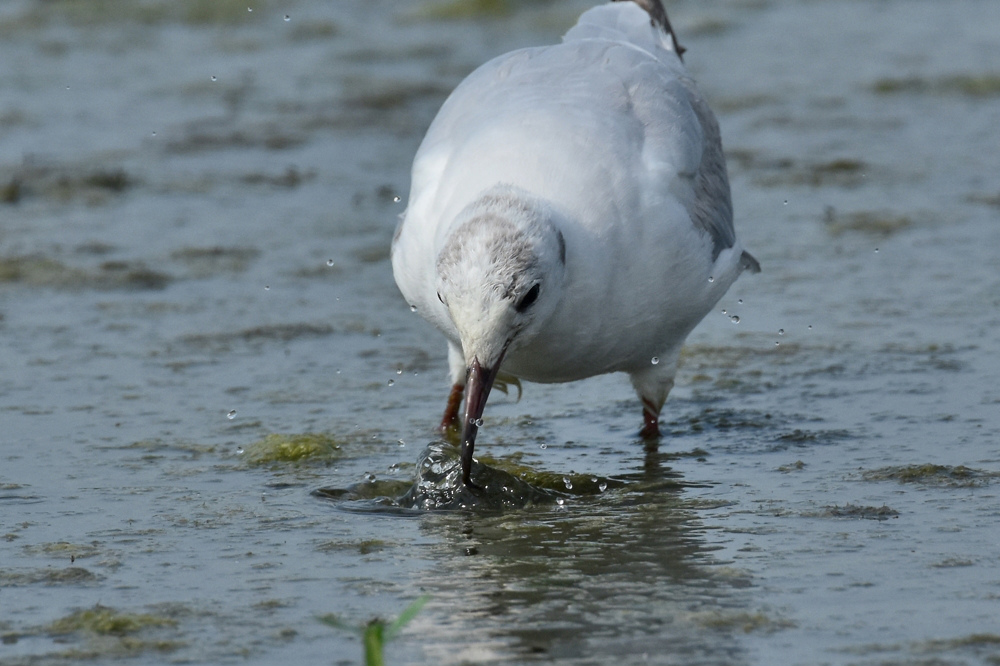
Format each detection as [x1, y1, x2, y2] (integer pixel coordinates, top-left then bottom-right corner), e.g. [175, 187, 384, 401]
[391, 0, 759, 487]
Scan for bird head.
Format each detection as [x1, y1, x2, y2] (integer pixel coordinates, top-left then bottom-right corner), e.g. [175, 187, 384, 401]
[435, 188, 566, 485]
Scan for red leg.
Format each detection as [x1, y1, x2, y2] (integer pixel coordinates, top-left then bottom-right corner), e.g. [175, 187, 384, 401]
[639, 397, 661, 439]
[439, 382, 464, 434]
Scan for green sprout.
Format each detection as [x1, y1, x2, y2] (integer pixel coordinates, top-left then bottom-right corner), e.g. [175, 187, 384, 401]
[319, 596, 430, 666]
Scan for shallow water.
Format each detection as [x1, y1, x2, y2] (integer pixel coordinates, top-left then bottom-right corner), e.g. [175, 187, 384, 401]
[2, 0, 1000, 664]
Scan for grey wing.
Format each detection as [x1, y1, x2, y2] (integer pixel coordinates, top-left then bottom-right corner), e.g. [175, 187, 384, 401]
[680, 78, 736, 262]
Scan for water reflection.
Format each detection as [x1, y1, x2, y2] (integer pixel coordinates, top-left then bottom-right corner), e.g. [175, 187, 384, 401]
[411, 450, 752, 665]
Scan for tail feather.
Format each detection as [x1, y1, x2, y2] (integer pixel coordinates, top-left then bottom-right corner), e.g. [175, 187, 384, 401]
[613, 0, 686, 60]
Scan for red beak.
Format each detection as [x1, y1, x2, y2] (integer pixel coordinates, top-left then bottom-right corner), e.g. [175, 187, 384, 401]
[460, 355, 503, 487]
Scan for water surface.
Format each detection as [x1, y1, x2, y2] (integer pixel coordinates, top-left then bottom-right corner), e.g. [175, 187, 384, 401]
[2, 0, 1000, 664]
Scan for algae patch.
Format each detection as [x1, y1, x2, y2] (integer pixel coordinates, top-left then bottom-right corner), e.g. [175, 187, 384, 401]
[411, 0, 515, 20]
[316, 538, 391, 555]
[0, 566, 99, 585]
[0, 0, 268, 29]
[24, 541, 103, 560]
[47, 606, 176, 636]
[872, 74, 1000, 98]
[242, 433, 345, 465]
[822, 207, 913, 237]
[170, 246, 260, 277]
[821, 504, 899, 521]
[0, 255, 170, 290]
[31, 605, 184, 658]
[860, 464, 999, 488]
[687, 609, 796, 634]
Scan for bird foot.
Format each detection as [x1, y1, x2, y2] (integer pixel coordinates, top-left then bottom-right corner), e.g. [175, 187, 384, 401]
[639, 422, 661, 439]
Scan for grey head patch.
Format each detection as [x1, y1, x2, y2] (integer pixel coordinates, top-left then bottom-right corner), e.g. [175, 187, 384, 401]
[437, 214, 537, 301]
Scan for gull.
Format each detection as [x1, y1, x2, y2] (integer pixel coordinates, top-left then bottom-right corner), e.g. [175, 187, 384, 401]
[391, 0, 759, 487]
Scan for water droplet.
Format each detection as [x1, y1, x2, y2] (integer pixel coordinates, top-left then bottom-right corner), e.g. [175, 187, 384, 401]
[874, 247, 879, 253]
[366, 473, 376, 483]
[707, 275, 714, 283]
[730, 315, 740, 324]
[808, 325, 813, 330]
[396, 368, 403, 375]
[387, 379, 395, 386]
[326, 259, 335, 266]
[778, 329, 784, 335]
[227, 410, 237, 419]
[409, 304, 417, 312]
[151, 131, 157, 136]
[236, 447, 244, 455]
[471, 418, 484, 427]
[393, 195, 401, 202]
[563, 477, 573, 490]
[650, 356, 659, 365]
[591, 477, 598, 483]
[264, 285, 270, 290]
[738, 298, 743, 304]
[556, 498, 565, 506]
[599, 482, 608, 493]
[397, 439, 406, 447]
[721, 309, 727, 315]
[783, 199, 788, 205]
[539, 443, 547, 450]
[283, 14, 290, 21]
[775, 341, 780, 346]
[211, 75, 217, 82]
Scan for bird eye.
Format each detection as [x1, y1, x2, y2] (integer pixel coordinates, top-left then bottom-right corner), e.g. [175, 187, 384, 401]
[515, 284, 540, 313]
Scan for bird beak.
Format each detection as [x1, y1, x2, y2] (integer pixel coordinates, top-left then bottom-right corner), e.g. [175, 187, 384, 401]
[459, 354, 504, 487]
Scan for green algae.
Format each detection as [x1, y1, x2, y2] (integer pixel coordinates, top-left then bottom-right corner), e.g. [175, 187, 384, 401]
[0, 566, 98, 585]
[180, 323, 335, 351]
[823, 208, 913, 237]
[47, 606, 176, 636]
[170, 245, 260, 277]
[861, 464, 999, 487]
[0, 0, 268, 30]
[822, 504, 899, 521]
[478, 453, 624, 495]
[922, 633, 1000, 649]
[24, 541, 103, 560]
[242, 433, 346, 465]
[316, 539, 391, 555]
[24, 606, 185, 659]
[1, 178, 19, 203]
[727, 151, 873, 188]
[0, 255, 171, 290]
[413, 0, 514, 20]
[872, 74, 1000, 98]
[688, 609, 795, 633]
[967, 191, 1000, 208]
[0, 164, 135, 205]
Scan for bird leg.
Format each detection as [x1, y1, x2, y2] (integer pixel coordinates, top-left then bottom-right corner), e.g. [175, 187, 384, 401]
[439, 382, 465, 438]
[639, 397, 661, 439]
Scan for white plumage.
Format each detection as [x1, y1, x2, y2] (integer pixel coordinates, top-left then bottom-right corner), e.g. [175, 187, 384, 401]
[392, 0, 758, 486]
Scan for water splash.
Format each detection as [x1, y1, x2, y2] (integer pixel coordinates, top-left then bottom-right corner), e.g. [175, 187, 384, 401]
[394, 442, 564, 510]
